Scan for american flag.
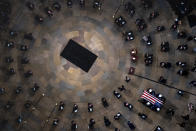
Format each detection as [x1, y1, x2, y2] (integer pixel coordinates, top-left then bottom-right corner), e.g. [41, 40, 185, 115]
[141, 90, 163, 105]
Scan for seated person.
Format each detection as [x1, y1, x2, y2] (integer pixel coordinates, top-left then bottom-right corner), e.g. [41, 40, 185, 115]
[154, 125, 163, 131]
[93, 0, 101, 10]
[177, 31, 187, 39]
[35, 15, 44, 23]
[115, 16, 126, 27]
[15, 86, 22, 94]
[24, 100, 32, 109]
[142, 35, 152, 46]
[170, 23, 178, 31]
[138, 113, 147, 120]
[114, 112, 122, 120]
[194, 36, 196, 42]
[135, 18, 146, 31]
[79, 0, 85, 8]
[8, 68, 15, 75]
[124, 2, 135, 17]
[24, 70, 33, 78]
[113, 90, 121, 99]
[161, 42, 169, 52]
[189, 81, 196, 87]
[21, 57, 29, 64]
[5, 56, 14, 63]
[166, 108, 175, 116]
[16, 116, 23, 124]
[123, 31, 134, 41]
[88, 118, 95, 129]
[159, 76, 167, 84]
[0, 88, 5, 95]
[176, 61, 187, 67]
[101, 97, 109, 107]
[177, 44, 188, 51]
[72, 104, 78, 113]
[160, 62, 171, 69]
[118, 85, 126, 91]
[58, 101, 65, 111]
[177, 90, 184, 96]
[177, 69, 188, 76]
[88, 103, 93, 112]
[144, 53, 153, 66]
[9, 30, 17, 37]
[31, 83, 39, 93]
[149, 11, 159, 20]
[67, 0, 73, 8]
[26, 2, 35, 10]
[104, 116, 111, 127]
[156, 26, 165, 32]
[52, 2, 61, 11]
[5, 41, 14, 48]
[20, 45, 28, 51]
[191, 66, 196, 72]
[45, 7, 53, 17]
[124, 102, 133, 110]
[4, 101, 13, 110]
[127, 121, 135, 130]
[53, 118, 59, 126]
[125, 76, 131, 83]
[71, 120, 77, 130]
[115, 128, 120, 131]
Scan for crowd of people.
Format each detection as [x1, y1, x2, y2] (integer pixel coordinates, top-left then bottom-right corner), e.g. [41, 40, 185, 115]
[113, 0, 195, 130]
[0, 0, 195, 131]
[118, 0, 196, 89]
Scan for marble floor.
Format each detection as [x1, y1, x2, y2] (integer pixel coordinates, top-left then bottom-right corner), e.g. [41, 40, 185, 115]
[0, 0, 196, 131]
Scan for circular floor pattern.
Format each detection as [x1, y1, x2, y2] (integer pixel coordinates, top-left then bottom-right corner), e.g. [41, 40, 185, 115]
[0, 0, 196, 131]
